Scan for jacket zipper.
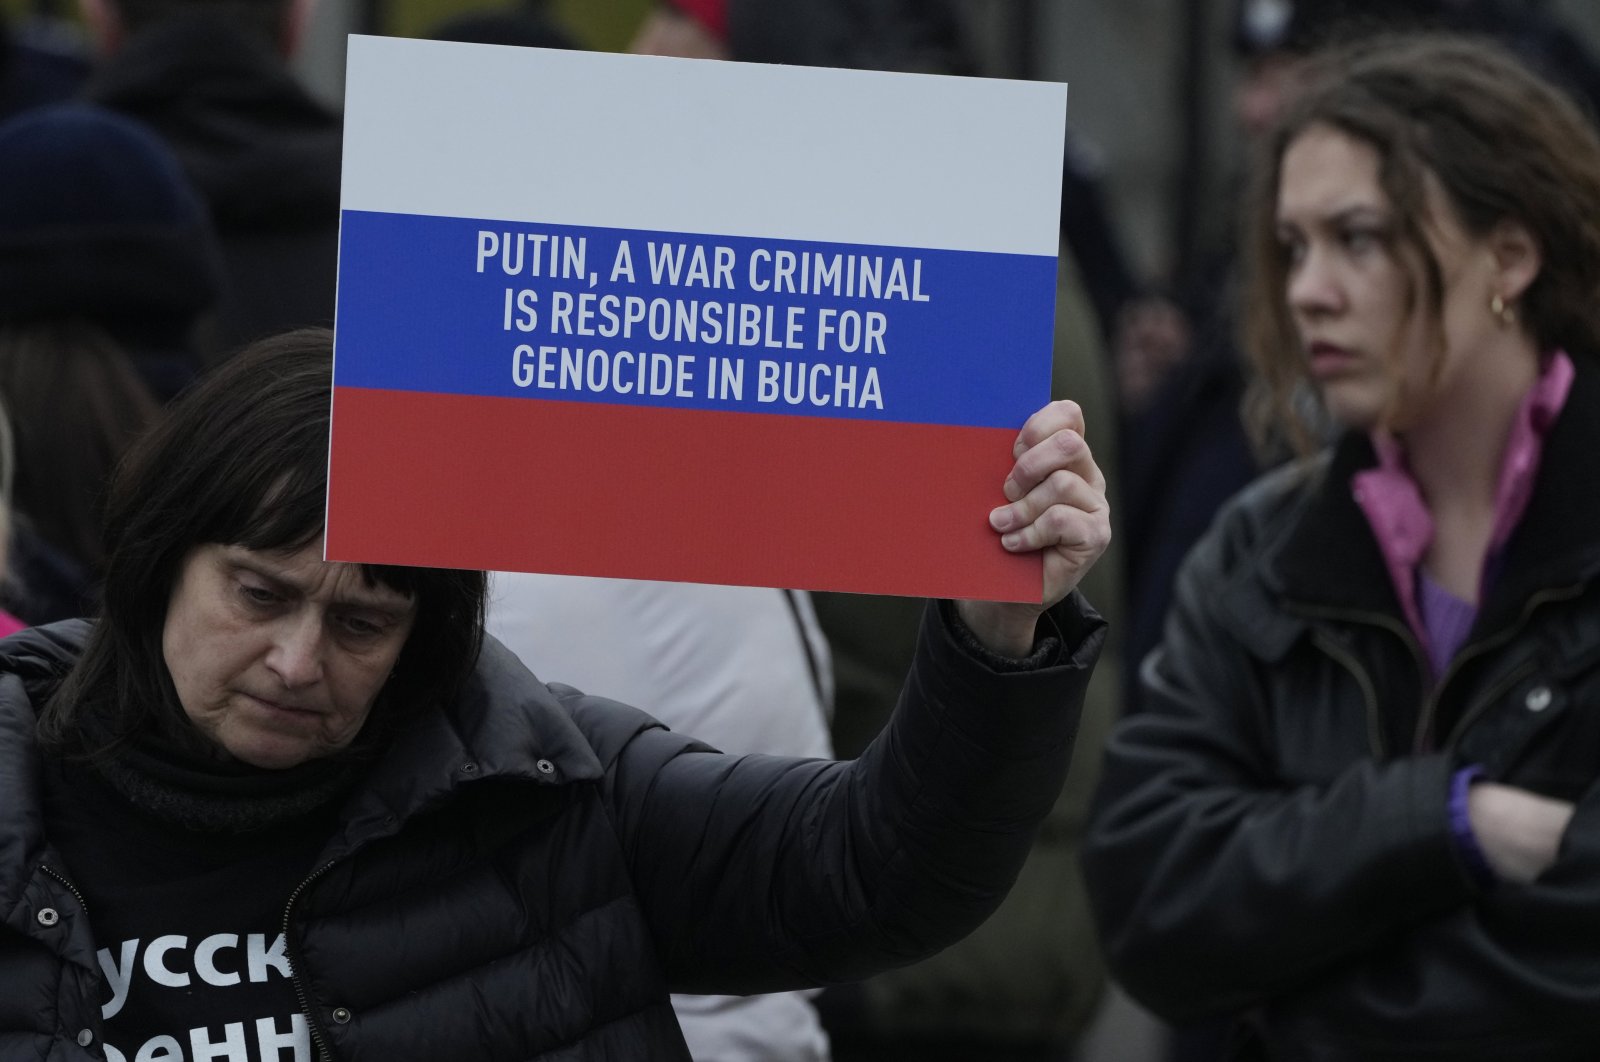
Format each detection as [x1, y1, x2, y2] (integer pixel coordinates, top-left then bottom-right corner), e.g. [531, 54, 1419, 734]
[39, 863, 90, 917]
[1296, 581, 1586, 757]
[283, 859, 343, 1062]
[38, 864, 101, 1055]
[1309, 630, 1387, 759]
[1437, 582, 1586, 752]
[1414, 582, 1587, 754]
[1292, 604, 1427, 761]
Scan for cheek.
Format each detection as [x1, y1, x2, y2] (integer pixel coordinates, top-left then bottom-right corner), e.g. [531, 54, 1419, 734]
[330, 654, 400, 721]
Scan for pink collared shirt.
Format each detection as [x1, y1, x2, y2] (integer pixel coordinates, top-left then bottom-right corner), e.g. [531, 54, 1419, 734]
[1351, 351, 1575, 678]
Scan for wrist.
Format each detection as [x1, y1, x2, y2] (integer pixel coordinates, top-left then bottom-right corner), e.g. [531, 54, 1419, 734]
[954, 600, 1040, 658]
[1450, 765, 1497, 887]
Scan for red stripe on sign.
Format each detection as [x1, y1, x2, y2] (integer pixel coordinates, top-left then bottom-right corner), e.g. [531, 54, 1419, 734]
[326, 388, 1043, 602]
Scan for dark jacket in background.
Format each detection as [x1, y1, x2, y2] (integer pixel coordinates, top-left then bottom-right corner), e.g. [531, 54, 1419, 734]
[1086, 362, 1600, 1061]
[88, 13, 341, 362]
[2, 598, 1102, 1059]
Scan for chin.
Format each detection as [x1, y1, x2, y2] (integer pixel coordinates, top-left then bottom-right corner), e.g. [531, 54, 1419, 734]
[1319, 387, 1387, 433]
[223, 734, 322, 771]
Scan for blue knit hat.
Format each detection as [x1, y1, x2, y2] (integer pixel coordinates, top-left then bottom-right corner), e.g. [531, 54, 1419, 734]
[0, 103, 221, 345]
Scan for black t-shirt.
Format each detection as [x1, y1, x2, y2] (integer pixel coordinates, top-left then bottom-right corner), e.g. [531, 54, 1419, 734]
[43, 758, 336, 1062]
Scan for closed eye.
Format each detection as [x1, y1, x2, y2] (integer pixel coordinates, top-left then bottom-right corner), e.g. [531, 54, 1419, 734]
[1341, 226, 1383, 254]
[336, 612, 391, 639]
[238, 582, 284, 609]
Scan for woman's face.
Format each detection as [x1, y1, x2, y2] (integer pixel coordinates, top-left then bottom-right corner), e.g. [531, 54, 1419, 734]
[1275, 124, 1506, 433]
[162, 537, 417, 769]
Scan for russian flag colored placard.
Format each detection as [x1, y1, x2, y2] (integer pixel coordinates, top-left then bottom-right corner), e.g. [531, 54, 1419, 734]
[330, 36, 1068, 601]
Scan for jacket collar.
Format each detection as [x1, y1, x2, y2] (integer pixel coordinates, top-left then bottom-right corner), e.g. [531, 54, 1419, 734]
[0, 624, 604, 894]
[300, 635, 605, 859]
[1266, 358, 1600, 630]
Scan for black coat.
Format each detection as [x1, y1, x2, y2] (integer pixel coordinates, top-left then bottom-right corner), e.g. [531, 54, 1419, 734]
[87, 14, 342, 361]
[1085, 363, 1600, 1060]
[1, 599, 1101, 1060]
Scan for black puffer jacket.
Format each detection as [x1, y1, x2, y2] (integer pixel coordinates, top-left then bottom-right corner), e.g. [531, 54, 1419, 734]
[1, 598, 1101, 1061]
[1084, 362, 1600, 1061]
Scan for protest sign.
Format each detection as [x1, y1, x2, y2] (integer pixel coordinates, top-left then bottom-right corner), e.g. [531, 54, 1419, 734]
[329, 35, 1067, 600]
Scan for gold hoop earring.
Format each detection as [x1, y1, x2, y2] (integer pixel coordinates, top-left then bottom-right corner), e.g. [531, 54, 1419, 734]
[1490, 294, 1518, 327]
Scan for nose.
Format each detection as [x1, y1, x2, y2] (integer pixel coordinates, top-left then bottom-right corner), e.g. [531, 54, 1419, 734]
[1286, 244, 1342, 321]
[266, 612, 325, 690]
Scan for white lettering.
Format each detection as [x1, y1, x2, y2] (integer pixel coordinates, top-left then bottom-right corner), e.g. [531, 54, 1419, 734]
[247, 934, 291, 982]
[817, 309, 837, 351]
[513, 344, 536, 388]
[753, 362, 882, 409]
[861, 366, 883, 408]
[835, 364, 857, 407]
[475, 230, 498, 273]
[747, 248, 770, 291]
[648, 242, 685, 285]
[195, 934, 240, 988]
[135, 1036, 183, 1062]
[610, 240, 635, 283]
[550, 290, 573, 333]
[98, 938, 139, 1019]
[786, 306, 806, 350]
[255, 1015, 311, 1062]
[145, 935, 189, 989]
[808, 363, 831, 406]
[190, 1022, 249, 1062]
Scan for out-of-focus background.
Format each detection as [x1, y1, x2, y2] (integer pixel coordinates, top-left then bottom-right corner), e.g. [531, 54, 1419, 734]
[15, 0, 1595, 301]
[296, 0, 1596, 288]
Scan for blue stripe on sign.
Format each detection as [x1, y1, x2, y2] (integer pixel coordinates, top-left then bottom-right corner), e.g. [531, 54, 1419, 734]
[334, 210, 1057, 430]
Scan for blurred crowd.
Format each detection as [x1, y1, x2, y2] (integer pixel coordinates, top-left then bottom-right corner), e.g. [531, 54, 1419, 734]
[4, 0, 1600, 1059]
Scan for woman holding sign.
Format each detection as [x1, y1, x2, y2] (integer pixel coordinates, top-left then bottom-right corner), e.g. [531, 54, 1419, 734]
[1085, 34, 1600, 1060]
[0, 328, 1108, 1060]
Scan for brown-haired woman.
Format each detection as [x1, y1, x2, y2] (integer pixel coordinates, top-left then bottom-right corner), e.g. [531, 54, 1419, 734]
[1085, 34, 1600, 1060]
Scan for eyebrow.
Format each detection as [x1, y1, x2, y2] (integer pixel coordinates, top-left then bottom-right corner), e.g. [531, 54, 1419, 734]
[1278, 203, 1390, 227]
[226, 555, 415, 614]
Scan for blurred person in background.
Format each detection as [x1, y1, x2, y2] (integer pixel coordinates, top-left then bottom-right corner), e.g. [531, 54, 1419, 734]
[0, 103, 220, 625]
[1087, 33, 1600, 1060]
[80, 0, 340, 360]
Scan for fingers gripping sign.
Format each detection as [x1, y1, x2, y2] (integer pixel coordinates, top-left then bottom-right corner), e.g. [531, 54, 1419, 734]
[957, 400, 1112, 657]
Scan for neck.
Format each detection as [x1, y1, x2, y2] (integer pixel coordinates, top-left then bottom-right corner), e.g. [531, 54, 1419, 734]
[1397, 333, 1540, 599]
[1400, 335, 1539, 509]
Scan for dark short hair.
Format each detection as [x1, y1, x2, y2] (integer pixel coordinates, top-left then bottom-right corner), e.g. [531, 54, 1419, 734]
[1241, 34, 1600, 455]
[41, 327, 487, 760]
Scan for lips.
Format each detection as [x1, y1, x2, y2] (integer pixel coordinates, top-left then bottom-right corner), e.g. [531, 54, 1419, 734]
[1306, 340, 1359, 377]
[242, 692, 321, 717]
